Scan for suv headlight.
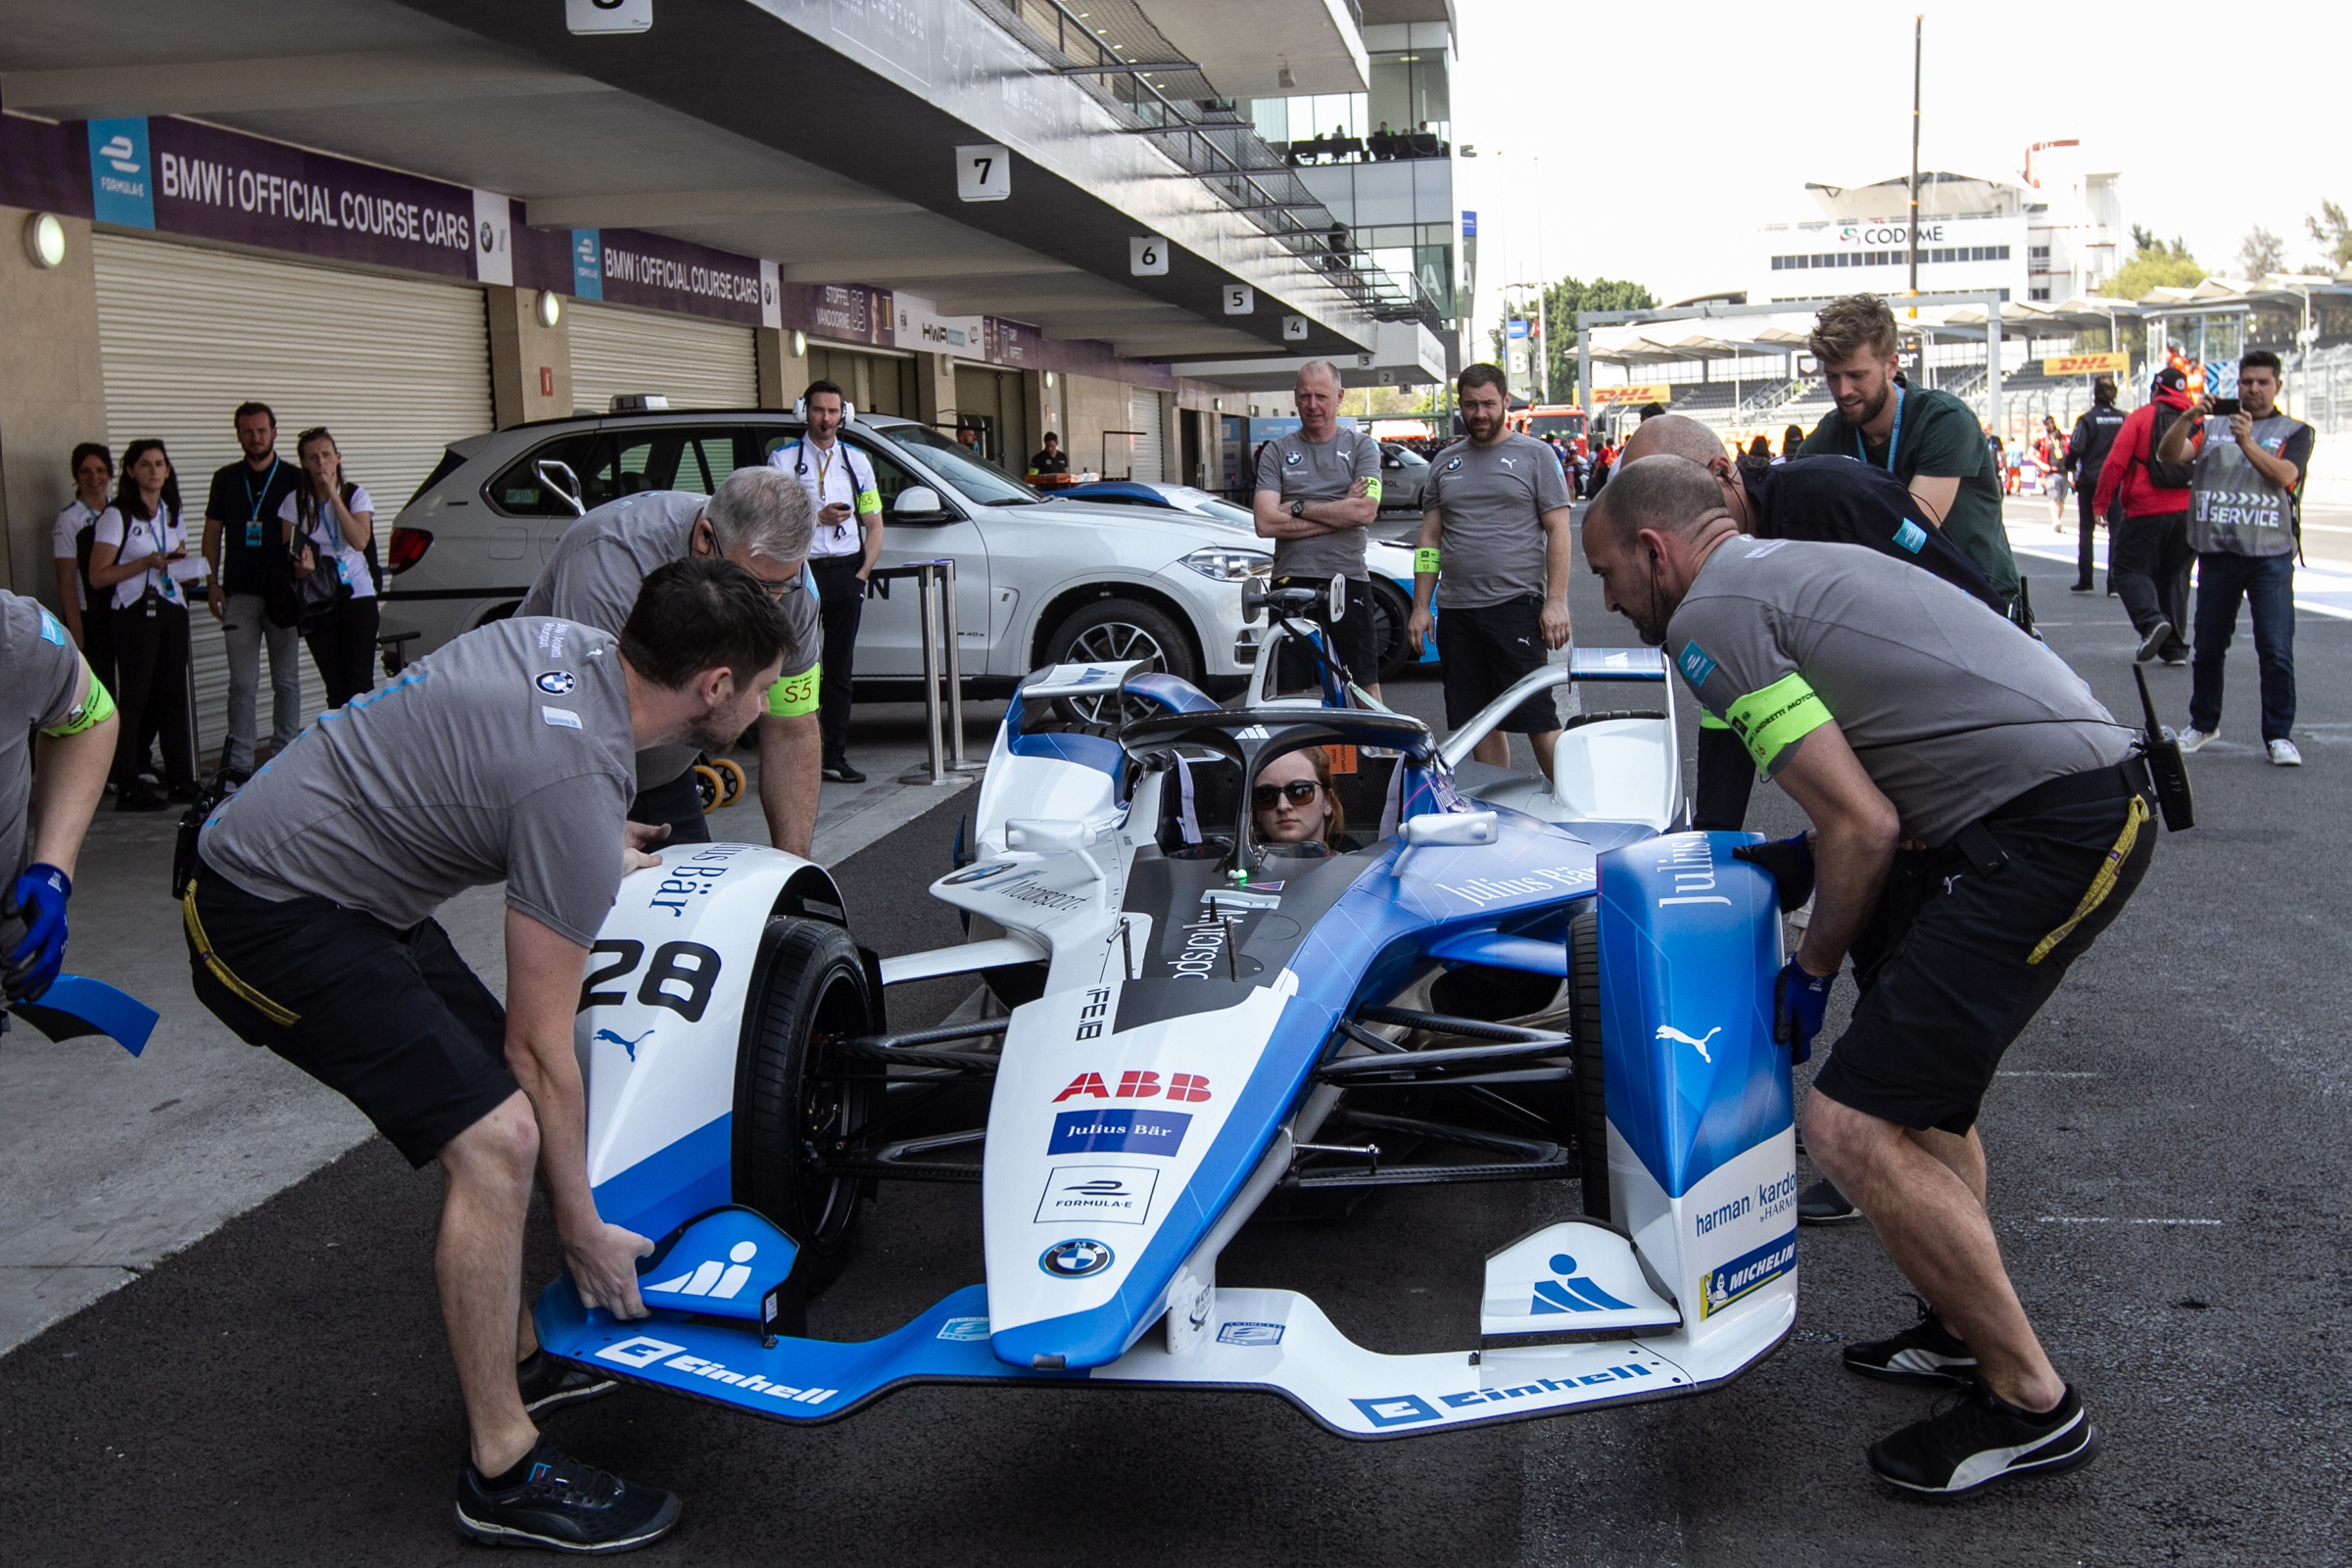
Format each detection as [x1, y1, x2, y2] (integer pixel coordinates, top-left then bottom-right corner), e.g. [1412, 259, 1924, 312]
[1181, 546, 1272, 582]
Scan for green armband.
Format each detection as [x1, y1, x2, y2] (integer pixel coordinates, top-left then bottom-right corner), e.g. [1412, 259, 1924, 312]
[1725, 672, 1831, 771]
[854, 488, 883, 516]
[41, 673, 117, 737]
[1697, 709, 1731, 732]
[1362, 477, 1383, 501]
[767, 664, 821, 718]
[1414, 547, 1440, 575]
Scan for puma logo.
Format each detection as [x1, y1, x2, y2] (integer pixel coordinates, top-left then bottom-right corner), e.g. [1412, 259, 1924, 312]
[596, 1027, 653, 1061]
[1655, 1024, 1722, 1063]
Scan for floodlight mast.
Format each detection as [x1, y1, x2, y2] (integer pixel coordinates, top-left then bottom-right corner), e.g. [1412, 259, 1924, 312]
[1908, 16, 1922, 302]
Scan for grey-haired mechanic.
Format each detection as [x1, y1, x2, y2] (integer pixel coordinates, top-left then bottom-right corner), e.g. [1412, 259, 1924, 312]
[182, 558, 790, 1552]
[521, 466, 823, 854]
[1583, 456, 2155, 1499]
[1, 590, 118, 1007]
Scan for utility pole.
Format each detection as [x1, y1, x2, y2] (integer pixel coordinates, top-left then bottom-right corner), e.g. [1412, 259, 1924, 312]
[1907, 16, 1922, 301]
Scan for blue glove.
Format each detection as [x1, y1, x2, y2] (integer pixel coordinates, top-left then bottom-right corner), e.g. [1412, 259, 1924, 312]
[1733, 832, 1815, 913]
[5, 864, 71, 1004]
[1772, 957, 1833, 1063]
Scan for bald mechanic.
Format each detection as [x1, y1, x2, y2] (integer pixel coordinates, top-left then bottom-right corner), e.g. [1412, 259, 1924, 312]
[1254, 359, 1384, 694]
[1621, 415, 2004, 839]
[1, 590, 118, 1008]
[521, 467, 822, 855]
[1584, 457, 2154, 1497]
[184, 558, 791, 1550]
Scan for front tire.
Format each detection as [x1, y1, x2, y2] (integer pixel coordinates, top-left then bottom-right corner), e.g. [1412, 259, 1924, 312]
[1566, 908, 1611, 1220]
[1041, 597, 1196, 725]
[734, 918, 877, 1291]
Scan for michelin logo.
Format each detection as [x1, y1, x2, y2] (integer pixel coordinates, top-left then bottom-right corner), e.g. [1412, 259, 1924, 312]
[593, 1336, 838, 1405]
[1701, 1228, 1797, 1318]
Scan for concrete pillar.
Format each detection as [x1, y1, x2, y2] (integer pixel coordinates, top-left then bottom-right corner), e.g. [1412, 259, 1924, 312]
[0, 207, 109, 600]
[916, 351, 957, 432]
[760, 328, 808, 411]
[485, 286, 572, 429]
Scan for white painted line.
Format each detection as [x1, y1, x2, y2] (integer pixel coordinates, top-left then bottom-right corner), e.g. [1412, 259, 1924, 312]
[2004, 522, 2352, 621]
[1997, 1069, 2103, 1078]
[2034, 1216, 2223, 1226]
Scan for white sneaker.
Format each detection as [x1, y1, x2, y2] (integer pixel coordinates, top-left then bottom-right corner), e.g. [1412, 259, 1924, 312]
[2268, 738, 2302, 767]
[2178, 727, 2215, 754]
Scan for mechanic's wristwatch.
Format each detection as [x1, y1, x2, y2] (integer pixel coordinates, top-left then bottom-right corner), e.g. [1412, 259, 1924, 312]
[1290, 499, 1306, 518]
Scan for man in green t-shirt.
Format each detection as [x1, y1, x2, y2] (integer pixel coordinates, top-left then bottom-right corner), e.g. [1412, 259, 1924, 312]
[1797, 294, 2022, 608]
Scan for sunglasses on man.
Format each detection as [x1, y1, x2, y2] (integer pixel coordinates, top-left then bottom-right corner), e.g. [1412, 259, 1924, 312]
[1252, 780, 1323, 811]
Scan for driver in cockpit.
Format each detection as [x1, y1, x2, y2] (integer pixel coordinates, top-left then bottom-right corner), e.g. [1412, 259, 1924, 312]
[1251, 747, 1357, 857]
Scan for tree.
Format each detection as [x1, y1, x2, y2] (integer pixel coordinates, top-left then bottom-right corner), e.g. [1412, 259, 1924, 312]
[2237, 224, 2285, 279]
[1486, 276, 1660, 401]
[2100, 232, 2204, 299]
[2307, 200, 2352, 273]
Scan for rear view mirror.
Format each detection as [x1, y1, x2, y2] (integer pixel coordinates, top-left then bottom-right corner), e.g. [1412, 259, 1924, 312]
[1402, 811, 1498, 847]
[892, 486, 948, 521]
[1004, 819, 1101, 853]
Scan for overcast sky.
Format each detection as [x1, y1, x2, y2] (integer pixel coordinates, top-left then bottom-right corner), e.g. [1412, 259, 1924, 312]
[1452, 0, 2351, 335]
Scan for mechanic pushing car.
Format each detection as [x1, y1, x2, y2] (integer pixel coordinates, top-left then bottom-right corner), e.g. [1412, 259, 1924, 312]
[182, 558, 792, 1552]
[1253, 358, 1384, 695]
[1406, 361, 1574, 778]
[1583, 457, 2156, 1497]
[1, 589, 119, 1011]
[521, 466, 822, 854]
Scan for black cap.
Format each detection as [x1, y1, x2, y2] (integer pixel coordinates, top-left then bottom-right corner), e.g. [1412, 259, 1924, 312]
[2152, 365, 2187, 394]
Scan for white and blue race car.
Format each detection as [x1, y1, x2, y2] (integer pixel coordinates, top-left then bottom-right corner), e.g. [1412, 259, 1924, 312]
[535, 594, 1800, 1438]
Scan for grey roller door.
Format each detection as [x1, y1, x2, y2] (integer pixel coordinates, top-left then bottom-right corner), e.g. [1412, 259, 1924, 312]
[569, 302, 757, 415]
[91, 232, 493, 763]
[1126, 387, 1165, 483]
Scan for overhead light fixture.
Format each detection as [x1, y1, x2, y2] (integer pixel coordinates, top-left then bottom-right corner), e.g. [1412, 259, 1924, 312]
[791, 329, 807, 357]
[23, 212, 66, 269]
[1277, 62, 1296, 90]
[1044, 370, 1057, 389]
[535, 289, 563, 328]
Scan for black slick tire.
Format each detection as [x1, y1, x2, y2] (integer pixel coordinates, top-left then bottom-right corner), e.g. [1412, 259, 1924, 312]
[1566, 907, 1611, 1220]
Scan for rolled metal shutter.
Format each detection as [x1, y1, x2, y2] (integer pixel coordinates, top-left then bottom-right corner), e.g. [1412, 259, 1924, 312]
[1127, 387, 1165, 482]
[91, 232, 493, 763]
[569, 302, 757, 415]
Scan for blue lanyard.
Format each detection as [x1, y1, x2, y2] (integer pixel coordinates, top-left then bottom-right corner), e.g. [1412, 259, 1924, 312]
[244, 457, 280, 521]
[1855, 384, 1903, 472]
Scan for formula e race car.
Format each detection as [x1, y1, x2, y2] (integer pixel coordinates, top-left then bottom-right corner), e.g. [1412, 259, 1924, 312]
[534, 591, 1800, 1438]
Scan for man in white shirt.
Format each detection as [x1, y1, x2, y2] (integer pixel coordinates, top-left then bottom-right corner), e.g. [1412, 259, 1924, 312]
[769, 380, 884, 782]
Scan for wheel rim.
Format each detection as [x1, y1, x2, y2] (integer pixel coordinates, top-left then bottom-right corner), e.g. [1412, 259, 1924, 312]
[1064, 619, 1167, 726]
[793, 974, 874, 1249]
[1368, 594, 1400, 675]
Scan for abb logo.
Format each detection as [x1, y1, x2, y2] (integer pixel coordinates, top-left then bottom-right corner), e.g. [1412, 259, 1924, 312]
[1052, 1070, 1212, 1104]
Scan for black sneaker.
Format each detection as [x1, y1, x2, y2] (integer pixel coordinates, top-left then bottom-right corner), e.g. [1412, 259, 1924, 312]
[821, 760, 865, 784]
[1844, 1297, 1978, 1388]
[2135, 620, 2173, 662]
[1798, 1176, 1860, 1225]
[455, 1437, 680, 1553]
[2069, 581, 2093, 594]
[1868, 1382, 2099, 1497]
[517, 1351, 618, 1416]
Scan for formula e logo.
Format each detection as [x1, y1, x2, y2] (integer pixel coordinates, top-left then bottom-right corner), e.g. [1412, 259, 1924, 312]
[1676, 641, 1717, 689]
[1039, 1238, 1114, 1278]
[1655, 1024, 1719, 1063]
[1893, 520, 1928, 554]
[1052, 1070, 1212, 1103]
[1036, 1164, 1159, 1224]
[535, 670, 577, 695]
[1530, 1252, 1636, 1314]
[936, 1316, 990, 1342]
[1217, 1321, 1285, 1346]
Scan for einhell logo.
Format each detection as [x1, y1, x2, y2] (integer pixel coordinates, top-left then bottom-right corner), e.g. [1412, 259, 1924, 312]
[1053, 1070, 1211, 1103]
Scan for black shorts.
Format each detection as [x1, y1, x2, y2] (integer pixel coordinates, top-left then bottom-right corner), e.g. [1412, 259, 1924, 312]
[631, 767, 713, 846]
[1437, 595, 1560, 734]
[182, 860, 516, 1166]
[1810, 783, 2155, 1135]
[1272, 575, 1379, 692]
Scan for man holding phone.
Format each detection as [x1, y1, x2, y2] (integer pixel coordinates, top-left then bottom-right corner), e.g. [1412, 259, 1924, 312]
[2156, 351, 2313, 764]
[201, 403, 305, 778]
[770, 380, 884, 782]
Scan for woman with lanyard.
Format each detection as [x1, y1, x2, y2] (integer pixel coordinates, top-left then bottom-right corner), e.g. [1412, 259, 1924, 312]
[51, 443, 114, 665]
[276, 427, 379, 708]
[88, 439, 197, 811]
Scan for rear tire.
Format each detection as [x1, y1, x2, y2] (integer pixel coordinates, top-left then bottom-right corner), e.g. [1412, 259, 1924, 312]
[734, 918, 878, 1292]
[1368, 579, 1415, 683]
[1041, 598, 1196, 725]
[1566, 908, 1611, 1220]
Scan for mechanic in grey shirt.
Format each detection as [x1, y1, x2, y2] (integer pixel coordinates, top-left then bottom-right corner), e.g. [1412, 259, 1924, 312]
[1407, 363, 1574, 775]
[1584, 456, 2152, 1497]
[182, 559, 791, 1550]
[1252, 359, 1384, 693]
[521, 468, 822, 853]
[0, 591, 117, 1005]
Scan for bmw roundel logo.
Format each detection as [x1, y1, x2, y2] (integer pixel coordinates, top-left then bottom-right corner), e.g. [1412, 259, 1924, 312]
[1039, 1239, 1114, 1278]
[535, 670, 577, 695]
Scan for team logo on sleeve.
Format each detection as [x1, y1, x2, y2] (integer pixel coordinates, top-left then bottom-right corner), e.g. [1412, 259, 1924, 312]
[1676, 641, 1718, 688]
[535, 670, 577, 695]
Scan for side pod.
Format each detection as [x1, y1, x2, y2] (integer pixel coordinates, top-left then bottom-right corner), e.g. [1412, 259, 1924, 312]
[1592, 833, 1799, 1345]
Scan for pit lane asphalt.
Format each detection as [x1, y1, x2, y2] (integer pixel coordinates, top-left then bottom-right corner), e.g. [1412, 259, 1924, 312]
[5, 538, 2346, 1566]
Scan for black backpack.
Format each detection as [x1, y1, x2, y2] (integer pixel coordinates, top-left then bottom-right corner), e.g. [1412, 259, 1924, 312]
[2144, 405, 2194, 491]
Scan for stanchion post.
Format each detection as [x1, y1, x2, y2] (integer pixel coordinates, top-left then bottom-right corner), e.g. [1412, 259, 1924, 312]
[899, 563, 946, 784]
[941, 557, 983, 772]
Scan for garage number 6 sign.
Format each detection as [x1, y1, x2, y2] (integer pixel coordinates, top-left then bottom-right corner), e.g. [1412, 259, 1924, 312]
[1130, 237, 1169, 276]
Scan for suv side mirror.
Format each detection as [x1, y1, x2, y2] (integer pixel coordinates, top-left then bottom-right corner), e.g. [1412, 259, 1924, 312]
[891, 486, 951, 522]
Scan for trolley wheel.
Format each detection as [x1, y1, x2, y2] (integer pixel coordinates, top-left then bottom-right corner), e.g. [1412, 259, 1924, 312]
[692, 764, 724, 814]
[710, 757, 748, 808]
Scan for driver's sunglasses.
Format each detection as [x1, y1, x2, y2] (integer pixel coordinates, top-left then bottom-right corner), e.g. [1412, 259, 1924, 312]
[1253, 780, 1322, 810]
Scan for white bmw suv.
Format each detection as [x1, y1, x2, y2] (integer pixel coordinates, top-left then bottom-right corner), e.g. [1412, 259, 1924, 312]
[383, 409, 1271, 694]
